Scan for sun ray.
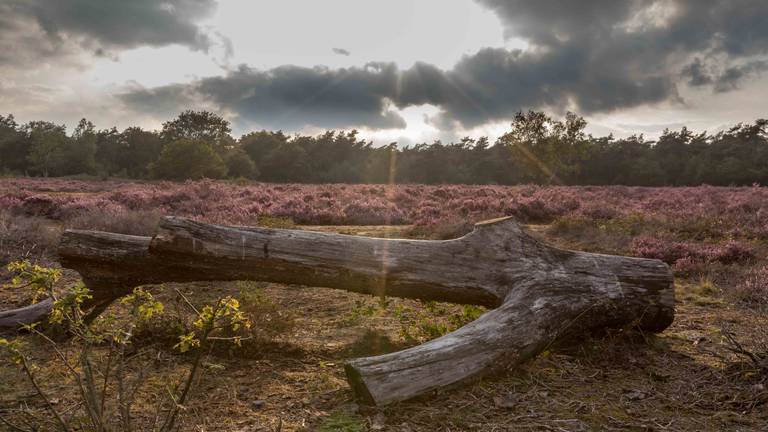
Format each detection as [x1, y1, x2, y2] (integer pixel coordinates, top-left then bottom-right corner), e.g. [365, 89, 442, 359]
[439, 73, 563, 184]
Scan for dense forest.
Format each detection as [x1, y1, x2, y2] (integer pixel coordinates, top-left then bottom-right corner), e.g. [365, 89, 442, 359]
[1, 110, 766, 186]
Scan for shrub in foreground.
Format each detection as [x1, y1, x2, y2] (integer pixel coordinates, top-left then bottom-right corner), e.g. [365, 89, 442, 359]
[0, 261, 250, 431]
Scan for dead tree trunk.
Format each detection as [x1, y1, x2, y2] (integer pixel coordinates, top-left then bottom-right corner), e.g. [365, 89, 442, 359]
[1, 216, 674, 406]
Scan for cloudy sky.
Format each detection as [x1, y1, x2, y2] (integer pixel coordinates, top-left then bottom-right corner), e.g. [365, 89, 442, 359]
[1, 0, 767, 145]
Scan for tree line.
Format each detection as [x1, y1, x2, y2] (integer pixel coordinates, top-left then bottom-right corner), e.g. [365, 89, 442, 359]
[1, 110, 766, 186]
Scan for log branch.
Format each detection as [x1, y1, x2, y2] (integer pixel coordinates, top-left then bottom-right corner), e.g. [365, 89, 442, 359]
[0, 298, 53, 328]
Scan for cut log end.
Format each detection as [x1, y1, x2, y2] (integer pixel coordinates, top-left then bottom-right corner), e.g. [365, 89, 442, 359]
[344, 363, 377, 405]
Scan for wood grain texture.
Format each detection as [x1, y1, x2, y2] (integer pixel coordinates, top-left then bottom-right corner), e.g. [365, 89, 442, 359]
[1, 216, 674, 406]
[0, 298, 53, 328]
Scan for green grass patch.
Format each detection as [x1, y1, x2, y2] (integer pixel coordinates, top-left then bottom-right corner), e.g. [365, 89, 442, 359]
[317, 410, 367, 432]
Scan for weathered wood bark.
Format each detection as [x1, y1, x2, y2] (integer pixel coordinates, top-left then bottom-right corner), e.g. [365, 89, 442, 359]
[58, 230, 227, 295]
[1, 216, 674, 406]
[0, 298, 53, 328]
[345, 250, 673, 405]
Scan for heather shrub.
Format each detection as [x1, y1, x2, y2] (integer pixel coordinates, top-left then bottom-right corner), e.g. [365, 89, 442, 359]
[66, 207, 162, 236]
[429, 187, 456, 200]
[674, 215, 727, 241]
[731, 264, 768, 306]
[509, 198, 556, 223]
[341, 201, 407, 225]
[578, 202, 619, 220]
[415, 199, 442, 217]
[672, 256, 709, 276]
[706, 241, 754, 264]
[630, 237, 696, 265]
[17, 195, 59, 218]
[0, 194, 24, 210]
[0, 212, 60, 264]
[408, 211, 502, 240]
[631, 236, 754, 267]
[757, 219, 768, 240]
[409, 216, 476, 240]
[2, 179, 768, 242]
[108, 189, 156, 210]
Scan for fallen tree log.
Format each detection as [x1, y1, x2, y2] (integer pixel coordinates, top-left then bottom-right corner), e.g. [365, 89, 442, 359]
[150, 216, 675, 405]
[1, 216, 674, 406]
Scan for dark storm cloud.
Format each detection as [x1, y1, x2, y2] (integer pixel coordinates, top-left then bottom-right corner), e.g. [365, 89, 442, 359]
[478, 0, 768, 92]
[0, 0, 216, 66]
[681, 58, 714, 87]
[0, 6, 74, 68]
[475, 0, 634, 46]
[119, 83, 202, 117]
[476, 0, 768, 57]
[714, 61, 768, 92]
[121, 63, 407, 131]
[120, 0, 768, 131]
[418, 0, 768, 128]
[416, 47, 676, 128]
[683, 57, 768, 92]
[199, 63, 407, 130]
